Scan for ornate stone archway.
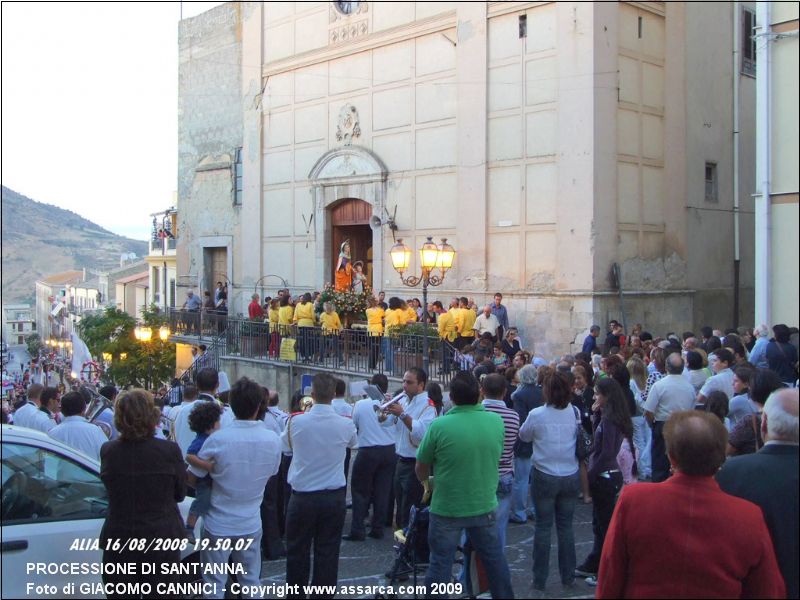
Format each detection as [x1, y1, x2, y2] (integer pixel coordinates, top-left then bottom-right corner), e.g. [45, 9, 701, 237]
[308, 146, 388, 289]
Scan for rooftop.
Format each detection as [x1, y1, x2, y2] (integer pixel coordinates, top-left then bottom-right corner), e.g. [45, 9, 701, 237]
[38, 270, 83, 285]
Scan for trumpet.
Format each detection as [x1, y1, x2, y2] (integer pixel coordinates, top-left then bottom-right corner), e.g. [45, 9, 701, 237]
[81, 384, 113, 439]
[376, 391, 407, 420]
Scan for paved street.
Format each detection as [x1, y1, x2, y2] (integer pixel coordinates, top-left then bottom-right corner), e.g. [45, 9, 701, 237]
[256, 495, 595, 599]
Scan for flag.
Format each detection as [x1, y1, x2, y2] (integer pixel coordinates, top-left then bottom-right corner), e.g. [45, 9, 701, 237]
[71, 332, 93, 379]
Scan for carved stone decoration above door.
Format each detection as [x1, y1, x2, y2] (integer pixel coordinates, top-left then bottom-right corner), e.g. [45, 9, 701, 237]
[308, 145, 388, 292]
[335, 104, 361, 146]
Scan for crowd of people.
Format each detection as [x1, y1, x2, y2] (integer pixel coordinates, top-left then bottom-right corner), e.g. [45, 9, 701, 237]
[2, 306, 799, 599]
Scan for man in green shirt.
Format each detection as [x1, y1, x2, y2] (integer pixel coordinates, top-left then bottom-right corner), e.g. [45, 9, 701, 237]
[416, 372, 514, 598]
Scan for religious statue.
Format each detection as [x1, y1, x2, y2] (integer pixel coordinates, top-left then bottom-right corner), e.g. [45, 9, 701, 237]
[334, 240, 353, 292]
[352, 261, 367, 294]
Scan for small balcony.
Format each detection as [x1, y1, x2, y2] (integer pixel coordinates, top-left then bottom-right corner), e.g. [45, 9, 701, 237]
[149, 236, 177, 256]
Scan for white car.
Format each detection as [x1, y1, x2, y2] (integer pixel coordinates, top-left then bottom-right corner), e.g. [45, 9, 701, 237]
[1, 424, 200, 598]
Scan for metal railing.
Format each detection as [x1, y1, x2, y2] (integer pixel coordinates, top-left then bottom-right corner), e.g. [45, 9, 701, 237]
[150, 237, 178, 254]
[168, 308, 230, 340]
[164, 327, 224, 407]
[167, 310, 456, 384]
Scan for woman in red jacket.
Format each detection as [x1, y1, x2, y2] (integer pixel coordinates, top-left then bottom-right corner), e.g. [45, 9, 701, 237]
[596, 410, 785, 599]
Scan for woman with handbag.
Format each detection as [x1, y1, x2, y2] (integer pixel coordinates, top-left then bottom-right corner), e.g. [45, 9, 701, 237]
[518, 371, 581, 595]
[575, 377, 634, 585]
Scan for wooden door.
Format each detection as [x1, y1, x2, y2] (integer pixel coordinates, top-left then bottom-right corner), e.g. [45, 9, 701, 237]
[330, 198, 373, 289]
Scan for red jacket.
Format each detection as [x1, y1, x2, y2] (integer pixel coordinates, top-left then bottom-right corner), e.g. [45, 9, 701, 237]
[248, 300, 265, 320]
[596, 473, 785, 599]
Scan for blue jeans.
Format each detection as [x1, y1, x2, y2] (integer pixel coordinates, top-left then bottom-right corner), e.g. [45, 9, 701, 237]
[511, 455, 534, 521]
[382, 337, 394, 373]
[426, 511, 514, 599]
[495, 473, 513, 549]
[460, 474, 514, 595]
[632, 416, 651, 478]
[531, 469, 580, 590]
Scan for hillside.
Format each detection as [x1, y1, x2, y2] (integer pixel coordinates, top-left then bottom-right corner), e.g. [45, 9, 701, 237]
[1, 186, 148, 304]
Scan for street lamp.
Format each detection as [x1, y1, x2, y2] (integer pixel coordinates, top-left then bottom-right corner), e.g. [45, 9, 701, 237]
[389, 236, 456, 374]
[133, 325, 170, 389]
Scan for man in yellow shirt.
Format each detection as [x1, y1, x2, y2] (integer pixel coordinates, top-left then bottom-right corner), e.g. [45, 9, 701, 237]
[320, 302, 342, 364]
[457, 296, 477, 350]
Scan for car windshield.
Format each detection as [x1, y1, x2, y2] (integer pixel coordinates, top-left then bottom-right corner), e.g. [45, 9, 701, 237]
[1, 442, 108, 523]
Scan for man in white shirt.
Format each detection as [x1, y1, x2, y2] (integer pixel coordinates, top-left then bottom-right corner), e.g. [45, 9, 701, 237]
[189, 376, 281, 600]
[382, 367, 437, 529]
[344, 375, 396, 541]
[173, 368, 233, 459]
[12, 383, 53, 432]
[167, 383, 198, 441]
[332, 378, 354, 486]
[473, 305, 501, 342]
[697, 348, 736, 404]
[281, 373, 358, 593]
[49, 392, 107, 460]
[748, 324, 771, 369]
[644, 352, 697, 482]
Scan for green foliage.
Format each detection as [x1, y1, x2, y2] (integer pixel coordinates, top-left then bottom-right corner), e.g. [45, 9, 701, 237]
[76, 305, 176, 389]
[25, 333, 43, 358]
[317, 285, 373, 321]
[391, 322, 441, 351]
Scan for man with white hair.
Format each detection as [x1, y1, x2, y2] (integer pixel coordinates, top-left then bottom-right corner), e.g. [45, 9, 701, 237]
[748, 324, 771, 369]
[717, 388, 799, 599]
[473, 305, 500, 342]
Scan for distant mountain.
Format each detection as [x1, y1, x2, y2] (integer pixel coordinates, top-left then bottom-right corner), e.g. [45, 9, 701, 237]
[1, 186, 148, 304]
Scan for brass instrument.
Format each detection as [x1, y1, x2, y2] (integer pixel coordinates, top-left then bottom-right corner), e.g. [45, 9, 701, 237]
[81, 384, 113, 439]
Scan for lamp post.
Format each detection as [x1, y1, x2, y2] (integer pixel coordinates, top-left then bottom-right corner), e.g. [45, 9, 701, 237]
[134, 325, 154, 390]
[389, 236, 456, 374]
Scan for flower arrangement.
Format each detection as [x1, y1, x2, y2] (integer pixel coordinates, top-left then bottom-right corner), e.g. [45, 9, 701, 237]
[317, 283, 373, 321]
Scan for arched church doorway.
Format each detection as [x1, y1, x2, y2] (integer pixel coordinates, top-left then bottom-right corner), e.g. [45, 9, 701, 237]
[330, 198, 373, 289]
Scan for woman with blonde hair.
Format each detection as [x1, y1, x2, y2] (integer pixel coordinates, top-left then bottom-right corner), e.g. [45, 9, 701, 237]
[627, 356, 651, 481]
[100, 389, 185, 597]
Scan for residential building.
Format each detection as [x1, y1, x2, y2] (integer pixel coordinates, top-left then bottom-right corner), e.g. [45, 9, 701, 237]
[176, 2, 757, 360]
[754, 2, 799, 327]
[146, 207, 179, 312]
[35, 270, 83, 340]
[115, 271, 150, 318]
[1, 304, 36, 346]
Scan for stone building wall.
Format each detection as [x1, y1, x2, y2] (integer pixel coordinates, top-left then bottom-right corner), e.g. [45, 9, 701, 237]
[176, 2, 758, 359]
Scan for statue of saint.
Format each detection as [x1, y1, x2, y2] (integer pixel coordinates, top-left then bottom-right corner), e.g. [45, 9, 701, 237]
[334, 240, 353, 292]
[352, 261, 367, 294]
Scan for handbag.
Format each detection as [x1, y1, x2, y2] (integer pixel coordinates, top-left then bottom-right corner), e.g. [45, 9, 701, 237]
[573, 405, 593, 460]
[279, 338, 297, 362]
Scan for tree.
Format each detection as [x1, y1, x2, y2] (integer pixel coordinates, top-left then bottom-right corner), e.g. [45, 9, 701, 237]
[25, 333, 43, 358]
[76, 305, 176, 389]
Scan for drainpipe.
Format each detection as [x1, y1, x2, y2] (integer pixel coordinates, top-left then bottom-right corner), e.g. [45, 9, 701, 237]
[754, 2, 771, 327]
[733, 2, 741, 328]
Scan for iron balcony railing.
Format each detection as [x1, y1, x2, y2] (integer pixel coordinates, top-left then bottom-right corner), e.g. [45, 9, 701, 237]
[166, 309, 456, 384]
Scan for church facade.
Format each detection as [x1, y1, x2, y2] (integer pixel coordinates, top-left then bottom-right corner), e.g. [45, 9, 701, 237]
[177, 1, 756, 357]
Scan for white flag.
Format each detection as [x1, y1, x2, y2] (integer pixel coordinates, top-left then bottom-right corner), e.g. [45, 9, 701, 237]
[71, 332, 93, 379]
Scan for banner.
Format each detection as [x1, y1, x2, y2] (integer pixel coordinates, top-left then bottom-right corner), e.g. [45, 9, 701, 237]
[70, 332, 93, 379]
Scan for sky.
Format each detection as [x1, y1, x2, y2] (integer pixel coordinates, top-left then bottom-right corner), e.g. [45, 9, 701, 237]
[1, 1, 224, 241]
